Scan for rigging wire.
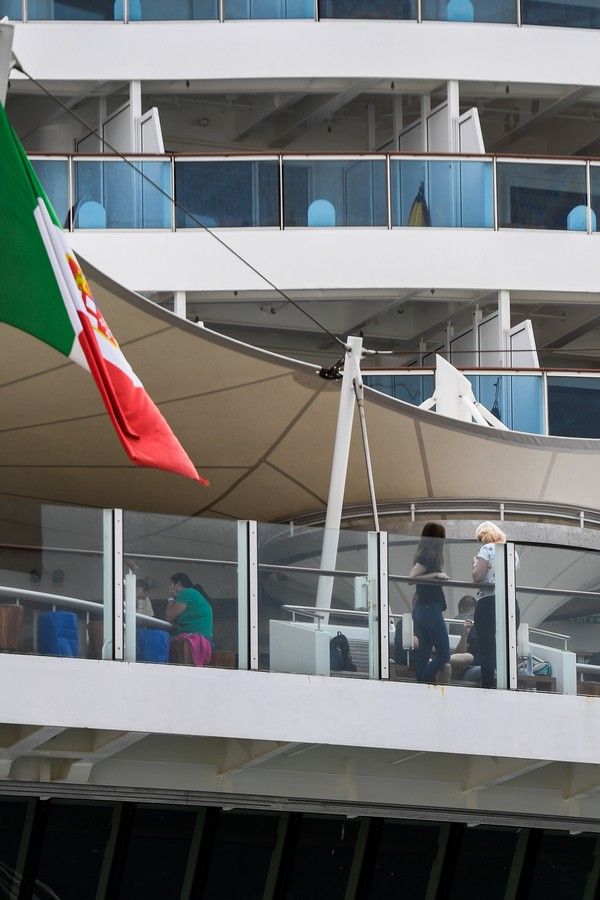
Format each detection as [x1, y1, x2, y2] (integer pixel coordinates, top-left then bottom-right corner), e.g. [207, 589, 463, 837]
[11, 60, 349, 353]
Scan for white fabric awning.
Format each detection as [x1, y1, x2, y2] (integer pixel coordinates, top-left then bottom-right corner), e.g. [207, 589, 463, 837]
[2, 259, 600, 521]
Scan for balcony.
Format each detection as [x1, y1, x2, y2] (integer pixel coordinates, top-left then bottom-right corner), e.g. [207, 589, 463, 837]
[4, 0, 600, 27]
[1, 499, 599, 702]
[30, 152, 600, 236]
[363, 370, 600, 439]
[29, 151, 600, 295]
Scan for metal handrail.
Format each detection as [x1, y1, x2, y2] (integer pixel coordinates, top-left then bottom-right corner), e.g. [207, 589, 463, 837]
[516, 585, 600, 600]
[26, 149, 600, 164]
[0, 584, 169, 629]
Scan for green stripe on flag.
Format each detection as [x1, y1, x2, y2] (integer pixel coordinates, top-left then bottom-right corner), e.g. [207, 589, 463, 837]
[0, 102, 76, 357]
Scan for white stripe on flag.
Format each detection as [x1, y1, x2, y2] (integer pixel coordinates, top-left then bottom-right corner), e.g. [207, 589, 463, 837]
[43, 207, 143, 389]
[33, 200, 88, 371]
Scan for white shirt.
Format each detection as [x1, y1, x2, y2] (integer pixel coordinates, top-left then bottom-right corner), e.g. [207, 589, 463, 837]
[475, 542, 519, 600]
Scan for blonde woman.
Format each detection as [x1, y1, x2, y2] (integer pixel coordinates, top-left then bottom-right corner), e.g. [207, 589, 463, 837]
[472, 521, 519, 688]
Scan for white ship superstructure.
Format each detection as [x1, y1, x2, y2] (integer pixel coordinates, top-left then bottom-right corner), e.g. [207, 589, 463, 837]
[1, 5, 600, 897]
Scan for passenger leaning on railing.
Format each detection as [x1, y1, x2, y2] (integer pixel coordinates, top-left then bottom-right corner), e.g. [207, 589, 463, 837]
[166, 572, 213, 667]
[410, 522, 451, 686]
[472, 522, 519, 689]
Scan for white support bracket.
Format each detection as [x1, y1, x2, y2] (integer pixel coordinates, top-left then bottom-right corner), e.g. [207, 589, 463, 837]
[421, 355, 509, 429]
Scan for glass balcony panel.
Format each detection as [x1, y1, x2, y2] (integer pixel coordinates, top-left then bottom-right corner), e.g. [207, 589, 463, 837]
[587, 164, 600, 230]
[467, 374, 544, 433]
[363, 373, 435, 406]
[123, 512, 239, 669]
[175, 160, 279, 228]
[496, 161, 587, 230]
[521, 0, 600, 28]
[283, 159, 387, 227]
[390, 159, 493, 228]
[0, 501, 103, 661]
[548, 376, 600, 437]
[30, 158, 70, 228]
[73, 160, 171, 229]
[258, 523, 372, 677]
[134, 0, 218, 18]
[421, 0, 517, 22]
[388, 534, 506, 689]
[28, 0, 119, 19]
[514, 543, 600, 696]
[319, 0, 415, 18]
[224, 0, 313, 18]
[0, 0, 22, 18]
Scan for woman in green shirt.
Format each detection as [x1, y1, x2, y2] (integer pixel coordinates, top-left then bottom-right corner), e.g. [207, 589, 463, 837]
[166, 572, 213, 641]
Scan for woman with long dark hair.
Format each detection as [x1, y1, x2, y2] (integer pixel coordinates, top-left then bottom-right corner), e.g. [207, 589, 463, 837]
[410, 522, 451, 684]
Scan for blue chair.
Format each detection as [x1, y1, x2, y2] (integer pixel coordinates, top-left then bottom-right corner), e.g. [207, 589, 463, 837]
[137, 628, 170, 663]
[38, 611, 78, 658]
[307, 199, 336, 227]
[76, 201, 107, 229]
[567, 205, 597, 232]
[446, 0, 474, 20]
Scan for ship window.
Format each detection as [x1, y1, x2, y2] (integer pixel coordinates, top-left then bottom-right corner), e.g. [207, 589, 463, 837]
[117, 805, 197, 900]
[527, 830, 598, 899]
[35, 800, 113, 900]
[203, 809, 279, 899]
[448, 825, 519, 900]
[367, 820, 441, 898]
[283, 814, 360, 899]
[0, 798, 29, 895]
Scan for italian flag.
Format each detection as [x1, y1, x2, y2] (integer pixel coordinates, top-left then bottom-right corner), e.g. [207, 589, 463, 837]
[0, 103, 206, 484]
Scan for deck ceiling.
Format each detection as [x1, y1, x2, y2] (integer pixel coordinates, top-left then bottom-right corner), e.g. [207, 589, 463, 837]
[1, 260, 600, 521]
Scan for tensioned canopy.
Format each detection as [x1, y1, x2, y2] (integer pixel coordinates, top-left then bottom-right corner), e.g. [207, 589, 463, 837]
[2, 259, 600, 522]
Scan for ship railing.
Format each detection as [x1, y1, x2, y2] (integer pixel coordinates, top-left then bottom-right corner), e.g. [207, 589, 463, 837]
[26, 151, 600, 237]
[1, 504, 600, 699]
[6, 0, 600, 31]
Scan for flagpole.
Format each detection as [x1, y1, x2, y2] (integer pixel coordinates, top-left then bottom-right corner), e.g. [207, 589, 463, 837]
[0, 23, 14, 106]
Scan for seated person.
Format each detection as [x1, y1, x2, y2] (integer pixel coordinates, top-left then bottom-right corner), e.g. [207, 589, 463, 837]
[451, 594, 481, 684]
[136, 579, 154, 618]
[166, 572, 213, 666]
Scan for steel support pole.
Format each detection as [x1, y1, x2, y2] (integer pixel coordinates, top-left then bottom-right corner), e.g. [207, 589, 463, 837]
[237, 520, 258, 670]
[315, 336, 363, 611]
[494, 542, 508, 690]
[506, 542, 518, 689]
[103, 509, 123, 661]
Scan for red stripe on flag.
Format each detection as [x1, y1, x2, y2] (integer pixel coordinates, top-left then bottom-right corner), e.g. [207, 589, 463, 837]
[77, 311, 206, 484]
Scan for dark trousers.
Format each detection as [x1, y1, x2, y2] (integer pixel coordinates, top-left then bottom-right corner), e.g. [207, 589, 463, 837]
[413, 604, 450, 684]
[474, 594, 520, 689]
